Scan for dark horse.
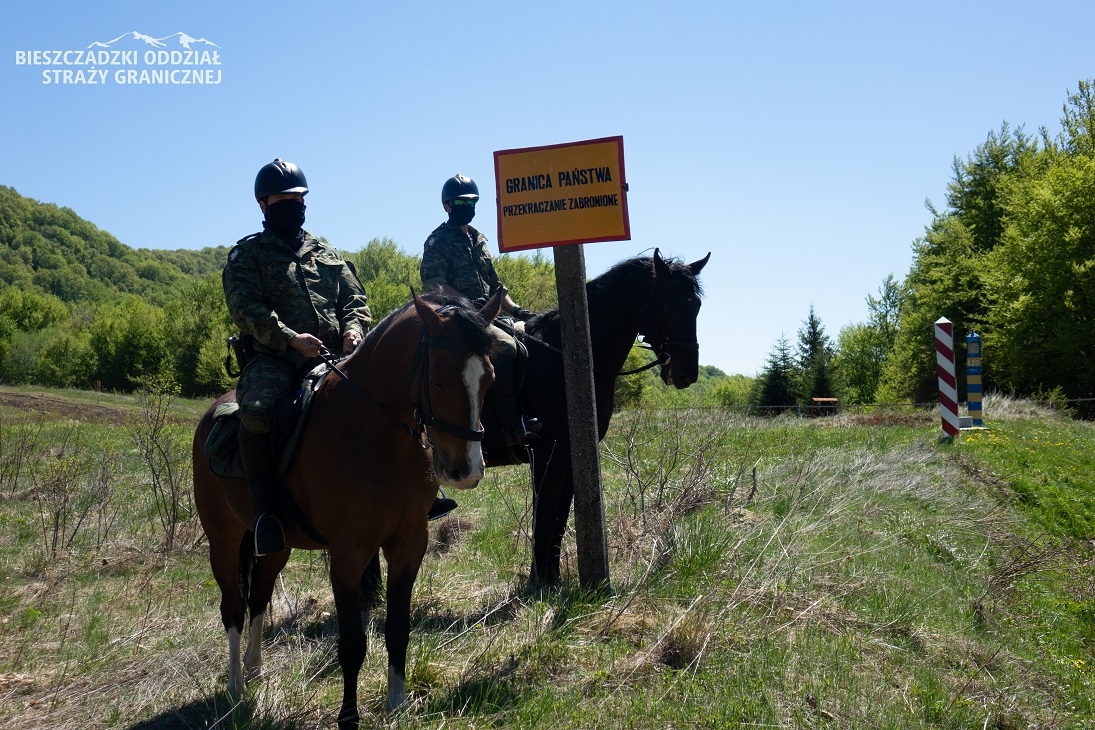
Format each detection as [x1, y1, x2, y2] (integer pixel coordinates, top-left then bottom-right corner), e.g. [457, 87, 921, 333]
[193, 290, 501, 727]
[490, 249, 709, 585]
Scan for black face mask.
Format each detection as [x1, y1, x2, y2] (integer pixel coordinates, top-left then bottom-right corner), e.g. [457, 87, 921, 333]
[448, 203, 475, 227]
[264, 198, 306, 240]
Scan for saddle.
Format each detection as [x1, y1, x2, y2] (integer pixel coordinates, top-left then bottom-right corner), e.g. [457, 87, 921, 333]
[202, 361, 330, 480]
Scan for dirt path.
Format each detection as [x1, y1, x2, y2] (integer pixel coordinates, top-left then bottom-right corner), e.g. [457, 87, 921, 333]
[0, 391, 134, 425]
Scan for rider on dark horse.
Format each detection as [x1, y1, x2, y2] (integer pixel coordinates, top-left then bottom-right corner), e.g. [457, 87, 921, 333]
[420, 174, 542, 517]
[223, 159, 372, 556]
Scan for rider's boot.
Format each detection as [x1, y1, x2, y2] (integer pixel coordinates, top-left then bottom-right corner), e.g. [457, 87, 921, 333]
[428, 490, 459, 521]
[238, 425, 285, 556]
[494, 352, 541, 446]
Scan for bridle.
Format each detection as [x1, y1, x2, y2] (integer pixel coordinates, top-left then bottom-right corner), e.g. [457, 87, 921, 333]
[318, 308, 486, 447]
[408, 329, 486, 443]
[634, 276, 699, 372]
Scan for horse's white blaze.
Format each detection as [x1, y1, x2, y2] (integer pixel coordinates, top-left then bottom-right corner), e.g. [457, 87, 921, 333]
[456, 354, 486, 484]
[386, 664, 408, 711]
[227, 627, 245, 697]
[244, 612, 264, 680]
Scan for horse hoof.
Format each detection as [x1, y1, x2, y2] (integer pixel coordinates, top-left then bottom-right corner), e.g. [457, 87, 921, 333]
[386, 666, 408, 712]
[227, 675, 246, 700]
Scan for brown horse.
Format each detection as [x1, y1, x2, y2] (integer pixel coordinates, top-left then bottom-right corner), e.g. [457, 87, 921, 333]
[193, 290, 501, 728]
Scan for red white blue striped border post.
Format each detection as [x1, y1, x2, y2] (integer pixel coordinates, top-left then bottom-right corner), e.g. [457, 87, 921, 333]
[935, 317, 959, 437]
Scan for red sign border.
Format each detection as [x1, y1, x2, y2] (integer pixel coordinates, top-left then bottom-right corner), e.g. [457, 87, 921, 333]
[493, 135, 630, 253]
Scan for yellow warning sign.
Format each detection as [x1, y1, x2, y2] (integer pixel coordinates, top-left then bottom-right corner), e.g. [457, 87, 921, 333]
[493, 136, 630, 252]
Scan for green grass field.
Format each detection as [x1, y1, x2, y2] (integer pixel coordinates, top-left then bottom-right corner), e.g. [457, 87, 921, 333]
[0, 390, 1092, 729]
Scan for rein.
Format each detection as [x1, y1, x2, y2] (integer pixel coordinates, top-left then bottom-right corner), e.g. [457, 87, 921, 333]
[619, 348, 670, 375]
[318, 315, 486, 447]
[526, 334, 670, 376]
[505, 270, 695, 378]
[512, 327, 665, 375]
[318, 348, 422, 443]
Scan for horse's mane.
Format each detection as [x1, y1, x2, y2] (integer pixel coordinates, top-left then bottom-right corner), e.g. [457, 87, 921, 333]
[362, 289, 493, 357]
[587, 254, 704, 300]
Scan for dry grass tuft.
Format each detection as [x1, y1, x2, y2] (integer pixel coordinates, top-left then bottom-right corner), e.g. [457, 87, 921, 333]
[430, 515, 475, 555]
[652, 610, 709, 671]
[837, 409, 934, 428]
[613, 597, 710, 682]
[982, 392, 1060, 420]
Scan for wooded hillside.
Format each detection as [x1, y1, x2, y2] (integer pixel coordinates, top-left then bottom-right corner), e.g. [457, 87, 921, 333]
[4, 76, 1094, 408]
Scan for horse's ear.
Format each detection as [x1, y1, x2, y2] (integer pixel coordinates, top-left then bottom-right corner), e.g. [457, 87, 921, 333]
[688, 252, 711, 276]
[479, 290, 503, 324]
[653, 247, 671, 279]
[413, 290, 444, 334]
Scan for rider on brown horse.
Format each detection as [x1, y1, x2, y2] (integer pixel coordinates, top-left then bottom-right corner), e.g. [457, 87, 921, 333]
[222, 159, 372, 556]
[421, 175, 541, 438]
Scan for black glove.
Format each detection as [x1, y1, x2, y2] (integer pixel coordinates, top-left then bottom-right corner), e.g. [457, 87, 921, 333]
[511, 306, 535, 322]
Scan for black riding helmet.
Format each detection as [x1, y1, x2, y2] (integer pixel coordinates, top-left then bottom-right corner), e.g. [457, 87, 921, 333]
[441, 174, 478, 203]
[254, 159, 309, 201]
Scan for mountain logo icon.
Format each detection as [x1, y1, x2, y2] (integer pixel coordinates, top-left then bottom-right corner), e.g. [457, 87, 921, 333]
[87, 32, 220, 50]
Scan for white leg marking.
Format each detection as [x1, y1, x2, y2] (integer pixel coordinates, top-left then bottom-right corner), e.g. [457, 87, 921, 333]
[461, 355, 486, 479]
[244, 612, 265, 680]
[386, 664, 408, 711]
[227, 627, 245, 697]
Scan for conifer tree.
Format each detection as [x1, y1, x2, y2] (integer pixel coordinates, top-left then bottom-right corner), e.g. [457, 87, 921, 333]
[750, 333, 797, 414]
[795, 305, 834, 407]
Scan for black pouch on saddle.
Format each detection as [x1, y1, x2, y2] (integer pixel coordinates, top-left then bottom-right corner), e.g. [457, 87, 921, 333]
[204, 401, 243, 477]
[202, 362, 330, 480]
[202, 363, 332, 547]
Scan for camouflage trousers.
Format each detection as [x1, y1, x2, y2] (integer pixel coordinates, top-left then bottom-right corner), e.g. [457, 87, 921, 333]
[488, 321, 517, 358]
[236, 354, 302, 434]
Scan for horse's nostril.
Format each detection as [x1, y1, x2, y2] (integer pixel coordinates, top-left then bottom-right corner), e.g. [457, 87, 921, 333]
[442, 464, 467, 483]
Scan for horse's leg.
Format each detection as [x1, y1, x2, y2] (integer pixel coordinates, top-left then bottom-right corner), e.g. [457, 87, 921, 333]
[243, 549, 292, 680]
[330, 550, 369, 729]
[382, 522, 428, 712]
[530, 441, 573, 586]
[360, 552, 383, 614]
[217, 534, 246, 700]
[204, 510, 250, 697]
[227, 625, 244, 698]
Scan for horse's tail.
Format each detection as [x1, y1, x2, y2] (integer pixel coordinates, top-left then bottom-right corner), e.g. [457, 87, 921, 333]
[238, 532, 255, 614]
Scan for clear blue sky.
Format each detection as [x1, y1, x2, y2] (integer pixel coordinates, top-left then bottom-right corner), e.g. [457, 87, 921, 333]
[2, 1, 1091, 376]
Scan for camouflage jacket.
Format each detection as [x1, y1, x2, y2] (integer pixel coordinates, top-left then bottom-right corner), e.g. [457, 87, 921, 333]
[222, 229, 371, 358]
[420, 222, 502, 300]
